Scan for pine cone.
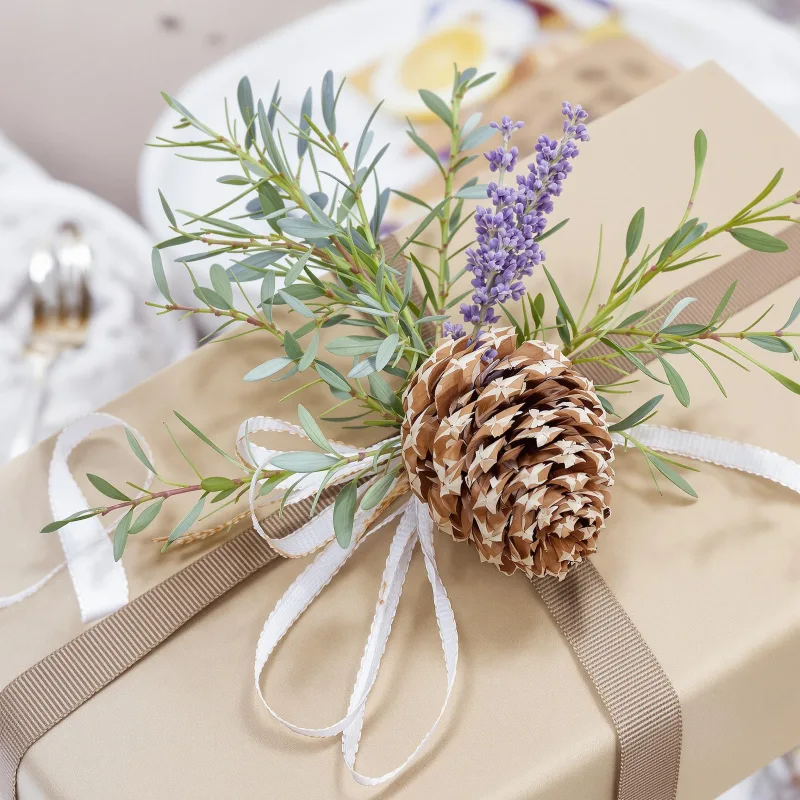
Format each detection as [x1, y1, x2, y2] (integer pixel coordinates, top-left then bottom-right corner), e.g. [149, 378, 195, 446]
[401, 327, 614, 580]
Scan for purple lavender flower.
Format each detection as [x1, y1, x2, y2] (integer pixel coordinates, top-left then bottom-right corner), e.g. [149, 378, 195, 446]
[443, 321, 466, 339]
[445, 102, 590, 349]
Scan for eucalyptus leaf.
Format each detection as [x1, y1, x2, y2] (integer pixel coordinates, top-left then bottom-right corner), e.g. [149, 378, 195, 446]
[460, 125, 495, 152]
[298, 404, 337, 454]
[193, 286, 231, 310]
[125, 428, 156, 473]
[244, 357, 293, 381]
[418, 89, 453, 128]
[87, 474, 130, 502]
[278, 289, 316, 318]
[730, 227, 788, 253]
[659, 357, 690, 407]
[297, 87, 312, 157]
[270, 451, 339, 472]
[660, 297, 696, 330]
[625, 207, 645, 259]
[113, 509, 134, 561]
[327, 336, 383, 356]
[282, 330, 303, 360]
[279, 217, 338, 239]
[745, 335, 794, 353]
[375, 334, 399, 371]
[151, 248, 173, 304]
[297, 331, 319, 371]
[348, 357, 377, 379]
[163, 496, 206, 551]
[333, 480, 358, 547]
[360, 474, 397, 511]
[237, 76, 256, 149]
[454, 184, 488, 200]
[782, 297, 800, 330]
[210, 263, 234, 306]
[128, 498, 165, 535]
[315, 361, 351, 393]
[321, 70, 336, 133]
[158, 189, 177, 227]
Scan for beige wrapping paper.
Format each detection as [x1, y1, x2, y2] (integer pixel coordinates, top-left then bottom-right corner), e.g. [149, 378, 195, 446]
[3, 63, 800, 799]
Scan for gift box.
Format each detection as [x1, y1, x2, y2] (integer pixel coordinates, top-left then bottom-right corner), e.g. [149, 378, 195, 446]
[3, 62, 800, 800]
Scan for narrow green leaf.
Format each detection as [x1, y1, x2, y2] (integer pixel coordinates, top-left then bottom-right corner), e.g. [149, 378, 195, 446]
[710, 282, 737, 327]
[128, 498, 165, 535]
[326, 336, 383, 356]
[173, 411, 243, 470]
[279, 217, 338, 239]
[270, 451, 339, 472]
[608, 395, 664, 433]
[418, 89, 453, 128]
[158, 189, 177, 227]
[730, 227, 788, 253]
[113, 509, 134, 561]
[745, 335, 794, 353]
[243, 357, 292, 383]
[210, 263, 234, 307]
[315, 361, 352, 393]
[660, 297, 696, 331]
[460, 124, 495, 152]
[782, 297, 800, 330]
[348, 357, 377, 379]
[542, 266, 577, 335]
[535, 218, 569, 243]
[394, 200, 447, 256]
[283, 330, 303, 360]
[163, 496, 206, 551]
[298, 331, 319, 371]
[360, 474, 397, 511]
[321, 70, 335, 133]
[194, 286, 231, 310]
[649, 453, 698, 498]
[467, 72, 495, 90]
[297, 86, 312, 157]
[454, 184, 488, 200]
[600, 338, 668, 384]
[659, 357, 690, 407]
[298, 404, 337, 455]
[375, 334, 399, 371]
[278, 289, 316, 318]
[151, 248, 173, 304]
[237, 76, 255, 149]
[125, 428, 156, 474]
[625, 207, 645, 259]
[693, 130, 707, 180]
[87, 474, 130, 502]
[406, 129, 445, 173]
[333, 480, 358, 547]
[200, 477, 237, 492]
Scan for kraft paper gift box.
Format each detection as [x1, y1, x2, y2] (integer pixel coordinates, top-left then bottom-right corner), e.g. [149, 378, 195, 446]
[3, 62, 800, 799]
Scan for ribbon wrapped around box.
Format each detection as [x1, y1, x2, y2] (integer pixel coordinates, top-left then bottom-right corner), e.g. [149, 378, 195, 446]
[3, 63, 800, 799]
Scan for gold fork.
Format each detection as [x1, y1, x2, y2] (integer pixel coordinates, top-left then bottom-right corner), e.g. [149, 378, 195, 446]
[8, 222, 92, 459]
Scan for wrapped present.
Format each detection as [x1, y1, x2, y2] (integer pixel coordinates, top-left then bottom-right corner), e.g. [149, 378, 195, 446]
[3, 62, 800, 800]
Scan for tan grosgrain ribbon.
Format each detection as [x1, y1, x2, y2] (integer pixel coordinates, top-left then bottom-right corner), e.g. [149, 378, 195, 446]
[2, 226, 800, 800]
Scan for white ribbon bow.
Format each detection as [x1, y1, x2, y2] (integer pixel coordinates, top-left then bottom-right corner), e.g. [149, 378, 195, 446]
[5, 415, 800, 780]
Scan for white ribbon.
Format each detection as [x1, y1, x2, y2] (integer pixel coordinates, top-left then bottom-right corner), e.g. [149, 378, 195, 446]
[1, 413, 153, 622]
[8, 412, 800, 781]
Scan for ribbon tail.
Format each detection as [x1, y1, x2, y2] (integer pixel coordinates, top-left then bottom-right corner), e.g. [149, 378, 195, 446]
[342, 498, 459, 787]
[0, 562, 65, 609]
[619, 424, 800, 494]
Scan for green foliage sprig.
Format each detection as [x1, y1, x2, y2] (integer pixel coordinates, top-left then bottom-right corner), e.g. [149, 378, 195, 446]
[45, 71, 800, 554]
